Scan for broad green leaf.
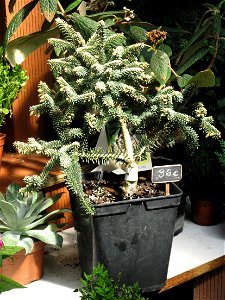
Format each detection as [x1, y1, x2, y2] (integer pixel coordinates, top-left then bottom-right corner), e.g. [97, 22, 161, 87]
[188, 69, 215, 87]
[177, 19, 212, 59]
[65, 0, 83, 13]
[0, 224, 10, 231]
[3, 0, 39, 46]
[178, 38, 207, 67]
[24, 196, 46, 218]
[217, 0, 225, 9]
[140, 46, 153, 63]
[2, 231, 21, 247]
[6, 182, 20, 202]
[150, 49, 171, 85]
[1, 246, 22, 258]
[24, 193, 39, 213]
[26, 224, 63, 248]
[158, 44, 172, 57]
[41, 18, 55, 31]
[71, 12, 100, 41]
[17, 237, 33, 254]
[9, 0, 17, 13]
[14, 216, 42, 231]
[0, 193, 5, 202]
[177, 74, 193, 88]
[0, 201, 17, 228]
[71, 13, 126, 45]
[31, 193, 64, 216]
[14, 200, 27, 218]
[5, 27, 60, 66]
[25, 208, 71, 230]
[204, 4, 218, 11]
[88, 10, 125, 20]
[0, 274, 25, 293]
[128, 25, 147, 42]
[175, 46, 209, 76]
[40, 0, 58, 22]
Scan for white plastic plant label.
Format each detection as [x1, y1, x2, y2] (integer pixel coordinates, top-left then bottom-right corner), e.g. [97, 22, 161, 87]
[137, 152, 152, 172]
[92, 127, 152, 176]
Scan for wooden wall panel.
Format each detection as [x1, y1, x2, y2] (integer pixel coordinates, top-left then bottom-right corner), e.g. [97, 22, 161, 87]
[3, 0, 54, 148]
[193, 266, 225, 300]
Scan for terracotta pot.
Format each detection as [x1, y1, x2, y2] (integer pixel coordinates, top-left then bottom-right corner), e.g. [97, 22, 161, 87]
[192, 197, 222, 226]
[0, 241, 45, 285]
[0, 133, 6, 170]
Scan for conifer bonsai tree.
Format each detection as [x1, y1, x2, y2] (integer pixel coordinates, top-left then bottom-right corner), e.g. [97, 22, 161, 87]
[14, 17, 221, 214]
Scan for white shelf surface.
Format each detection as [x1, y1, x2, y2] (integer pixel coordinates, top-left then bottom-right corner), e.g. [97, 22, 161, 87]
[1, 216, 225, 299]
[168, 217, 225, 278]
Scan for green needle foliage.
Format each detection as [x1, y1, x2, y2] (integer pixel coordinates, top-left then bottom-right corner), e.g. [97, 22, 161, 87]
[14, 17, 220, 214]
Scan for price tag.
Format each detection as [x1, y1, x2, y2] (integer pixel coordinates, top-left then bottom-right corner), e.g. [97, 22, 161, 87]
[151, 164, 182, 183]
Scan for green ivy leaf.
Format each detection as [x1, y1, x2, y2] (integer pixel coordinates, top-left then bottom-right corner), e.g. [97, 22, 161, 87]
[150, 49, 171, 85]
[39, 0, 58, 22]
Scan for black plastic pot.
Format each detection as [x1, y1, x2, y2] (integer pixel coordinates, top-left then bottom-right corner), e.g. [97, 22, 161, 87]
[72, 181, 182, 293]
[174, 194, 187, 236]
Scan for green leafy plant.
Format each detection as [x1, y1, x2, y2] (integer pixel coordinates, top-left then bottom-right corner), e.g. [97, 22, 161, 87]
[14, 17, 221, 214]
[0, 241, 25, 294]
[78, 263, 147, 300]
[4, 0, 116, 66]
[0, 47, 28, 128]
[0, 182, 71, 254]
[86, 3, 224, 89]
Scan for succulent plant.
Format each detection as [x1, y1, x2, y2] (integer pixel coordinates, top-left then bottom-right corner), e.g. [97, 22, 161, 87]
[0, 182, 71, 254]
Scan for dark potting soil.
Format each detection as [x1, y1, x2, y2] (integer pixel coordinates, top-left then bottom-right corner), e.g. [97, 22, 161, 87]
[83, 173, 165, 204]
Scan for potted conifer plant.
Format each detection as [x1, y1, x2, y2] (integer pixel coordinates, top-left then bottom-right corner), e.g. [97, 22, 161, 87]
[14, 17, 221, 292]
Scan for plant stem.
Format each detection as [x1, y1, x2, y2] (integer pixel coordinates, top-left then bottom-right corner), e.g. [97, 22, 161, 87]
[119, 119, 138, 197]
[57, 1, 65, 16]
[120, 119, 134, 164]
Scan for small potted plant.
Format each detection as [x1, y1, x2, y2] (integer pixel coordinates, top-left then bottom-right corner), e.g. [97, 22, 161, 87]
[0, 46, 28, 167]
[0, 182, 71, 285]
[14, 18, 221, 292]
